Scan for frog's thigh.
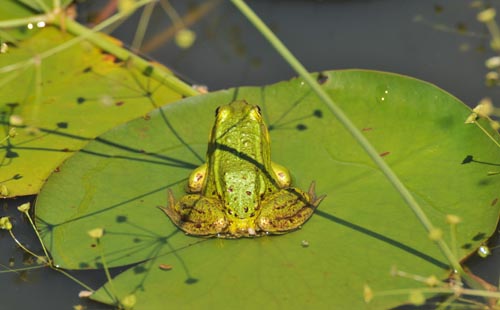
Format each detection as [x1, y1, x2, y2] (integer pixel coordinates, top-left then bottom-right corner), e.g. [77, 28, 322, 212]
[257, 188, 316, 233]
[173, 195, 228, 235]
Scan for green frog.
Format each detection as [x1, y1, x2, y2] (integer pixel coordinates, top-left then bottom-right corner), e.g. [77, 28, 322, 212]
[159, 100, 324, 238]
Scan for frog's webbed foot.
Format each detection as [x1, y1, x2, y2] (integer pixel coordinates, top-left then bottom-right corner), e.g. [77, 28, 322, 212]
[257, 181, 325, 234]
[158, 190, 228, 236]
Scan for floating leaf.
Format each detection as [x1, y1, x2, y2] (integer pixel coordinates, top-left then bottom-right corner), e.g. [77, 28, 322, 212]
[0, 26, 195, 197]
[36, 70, 500, 309]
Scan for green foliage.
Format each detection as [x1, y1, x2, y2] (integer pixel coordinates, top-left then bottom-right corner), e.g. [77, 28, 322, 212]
[0, 26, 193, 197]
[35, 70, 500, 308]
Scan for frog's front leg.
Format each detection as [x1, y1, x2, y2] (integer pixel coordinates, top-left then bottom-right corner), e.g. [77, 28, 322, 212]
[271, 162, 291, 188]
[159, 190, 228, 236]
[187, 163, 207, 193]
[256, 182, 325, 233]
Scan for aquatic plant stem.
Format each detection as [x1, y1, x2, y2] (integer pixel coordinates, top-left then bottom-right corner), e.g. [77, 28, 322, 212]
[0, 0, 197, 98]
[96, 238, 119, 305]
[59, 12, 198, 98]
[23, 211, 51, 260]
[230, 0, 473, 283]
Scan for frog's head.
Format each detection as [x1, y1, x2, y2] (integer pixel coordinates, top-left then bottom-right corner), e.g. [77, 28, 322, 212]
[215, 100, 261, 125]
[213, 100, 267, 137]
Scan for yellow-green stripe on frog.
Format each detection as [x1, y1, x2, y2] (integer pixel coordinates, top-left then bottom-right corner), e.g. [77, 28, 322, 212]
[159, 100, 324, 238]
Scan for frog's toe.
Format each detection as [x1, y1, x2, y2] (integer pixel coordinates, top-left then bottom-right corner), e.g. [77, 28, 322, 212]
[307, 181, 326, 207]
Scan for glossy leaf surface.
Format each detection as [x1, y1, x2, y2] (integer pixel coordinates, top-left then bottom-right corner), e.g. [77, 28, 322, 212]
[36, 70, 500, 309]
[0, 26, 193, 196]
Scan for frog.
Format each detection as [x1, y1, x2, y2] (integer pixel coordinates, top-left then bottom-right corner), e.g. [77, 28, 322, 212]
[159, 100, 324, 238]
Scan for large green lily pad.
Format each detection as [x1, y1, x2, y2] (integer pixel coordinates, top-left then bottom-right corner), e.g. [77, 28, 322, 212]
[0, 25, 195, 197]
[35, 70, 500, 309]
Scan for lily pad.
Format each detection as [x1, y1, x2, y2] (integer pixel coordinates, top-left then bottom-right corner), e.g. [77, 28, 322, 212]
[0, 26, 195, 197]
[35, 70, 500, 309]
[0, 0, 73, 41]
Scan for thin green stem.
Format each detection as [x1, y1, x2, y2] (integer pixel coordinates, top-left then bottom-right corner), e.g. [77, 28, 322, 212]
[13, 211, 95, 292]
[96, 238, 118, 304]
[0, 264, 46, 274]
[160, 0, 184, 27]
[52, 266, 94, 292]
[230, 0, 476, 286]
[131, 2, 155, 51]
[486, 19, 500, 50]
[60, 16, 197, 98]
[9, 230, 47, 263]
[32, 0, 51, 13]
[0, 14, 53, 28]
[376, 286, 500, 299]
[449, 223, 459, 261]
[0, 135, 9, 144]
[0, 0, 197, 98]
[23, 211, 51, 261]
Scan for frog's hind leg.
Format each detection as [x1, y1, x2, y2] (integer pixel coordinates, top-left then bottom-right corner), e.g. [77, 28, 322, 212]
[158, 190, 228, 236]
[257, 182, 325, 234]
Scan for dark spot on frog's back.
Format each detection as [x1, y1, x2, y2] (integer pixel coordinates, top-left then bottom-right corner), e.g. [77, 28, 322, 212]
[246, 191, 251, 196]
[244, 207, 249, 213]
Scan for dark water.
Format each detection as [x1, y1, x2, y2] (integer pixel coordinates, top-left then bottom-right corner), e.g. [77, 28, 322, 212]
[1, 1, 499, 309]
